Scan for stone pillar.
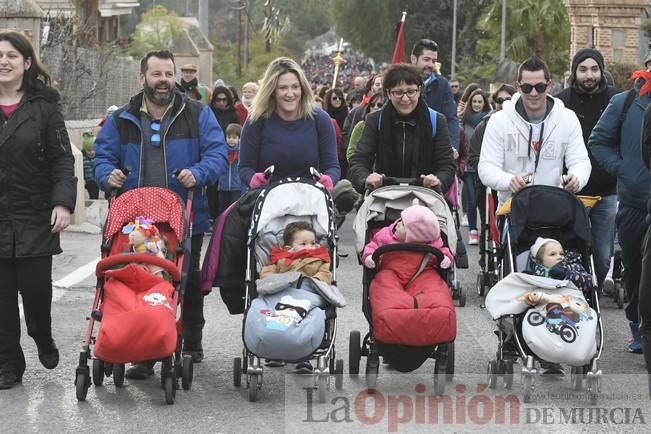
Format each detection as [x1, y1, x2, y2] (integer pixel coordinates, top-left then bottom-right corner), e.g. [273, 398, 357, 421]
[0, 0, 44, 57]
[564, 0, 648, 65]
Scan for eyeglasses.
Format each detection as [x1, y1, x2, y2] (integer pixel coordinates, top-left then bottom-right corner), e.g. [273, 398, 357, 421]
[372, 102, 384, 108]
[150, 120, 161, 147]
[331, 96, 342, 101]
[495, 97, 512, 104]
[215, 97, 228, 102]
[389, 88, 420, 99]
[519, 82, 547, 94]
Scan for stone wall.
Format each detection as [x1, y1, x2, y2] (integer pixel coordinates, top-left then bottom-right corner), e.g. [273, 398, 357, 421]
[41, 45, 141, 120]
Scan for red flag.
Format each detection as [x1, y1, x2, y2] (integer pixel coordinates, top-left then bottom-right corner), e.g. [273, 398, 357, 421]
[391, 11, 407, 64]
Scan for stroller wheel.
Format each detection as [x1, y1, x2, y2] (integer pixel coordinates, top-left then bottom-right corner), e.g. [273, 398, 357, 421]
[349, 331, 361, 376]
[570, 366, 583, 390]
[616, 285, 624, 309]
[522, 374, 533, 403]
[92, 358, 105, 387]
[445, 342, 455, 382]
[335, 359, 344, 390]
[248, 374, 259, 402]
[318, 374, 327, 404]
[365, 352, 379, 392]
[164, 376, 176, 405]
[587, 376, 599, 405]
[476, 273, 485, 297]
[458, 290, 466, 307]
[113, 364, 125, 387]
[182, 355, 193, 391]
[75, 371, 89, 402]
[487, 360, 498, 389]
[433, 360, 446, 396]
[233, 357, 242, 387]
[503, 361, 514, 389]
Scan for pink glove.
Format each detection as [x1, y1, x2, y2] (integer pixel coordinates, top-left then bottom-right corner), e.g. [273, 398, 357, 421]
[364, 255, 375, 268]
[249, 172, 269, 188]
[440, 256, 452, 269]
[318, 174, 334, 191]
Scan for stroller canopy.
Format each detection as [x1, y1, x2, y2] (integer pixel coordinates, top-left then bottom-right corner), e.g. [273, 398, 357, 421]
[509, 185, 591, 253]
[353, 186, 457, 255]
[103, 187, 187, 242]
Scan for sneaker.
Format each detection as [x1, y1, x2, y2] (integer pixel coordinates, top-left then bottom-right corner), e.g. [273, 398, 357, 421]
[628, 322, 643, 353]
[602, 277, 615, 296]
[264, 359, 286, 367]
[36, 339, 59, 370]
[468, 230, 479, 245]
[125, 362, 155, 379]
[0, 370, 22, 390]
[292, 362, 313, 374]
[461, 215, 469, 227]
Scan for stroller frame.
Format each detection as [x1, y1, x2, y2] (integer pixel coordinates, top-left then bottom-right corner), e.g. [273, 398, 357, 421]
[485, 186, 604, 404]
[233, 178, 344, 403]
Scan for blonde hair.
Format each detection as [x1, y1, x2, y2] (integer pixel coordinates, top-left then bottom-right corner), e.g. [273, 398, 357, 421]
[249, 57, 316, 122]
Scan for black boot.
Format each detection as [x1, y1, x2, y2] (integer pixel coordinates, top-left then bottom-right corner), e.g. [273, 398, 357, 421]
[182, 327, 204, 363]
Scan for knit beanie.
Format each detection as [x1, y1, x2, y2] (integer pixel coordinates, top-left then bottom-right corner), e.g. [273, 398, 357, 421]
[400, 199, 440, 243]
[530, 237, 557, 261]
[571, 48, 605, 81]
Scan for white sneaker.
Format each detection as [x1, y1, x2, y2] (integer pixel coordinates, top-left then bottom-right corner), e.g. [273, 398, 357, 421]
[602, 277, 615, 296]
[468, 230, 479, 245]
[461, 215, 469, 227]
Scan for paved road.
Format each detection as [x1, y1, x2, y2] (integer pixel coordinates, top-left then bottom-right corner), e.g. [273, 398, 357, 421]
[1, 217, 650, 433]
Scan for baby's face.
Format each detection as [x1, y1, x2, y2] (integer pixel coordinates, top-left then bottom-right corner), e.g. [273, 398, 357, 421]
[290, 230, 317, 251]
[393, 220, 406, 241]
[541, 241, 564, 268]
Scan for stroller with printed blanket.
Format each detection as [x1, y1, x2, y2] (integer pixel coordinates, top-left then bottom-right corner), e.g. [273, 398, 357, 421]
[74, 187, 194, 405]
[350, 185, 457, 394]
[235, 177, 345, 403]
[484, 185, 604, 404]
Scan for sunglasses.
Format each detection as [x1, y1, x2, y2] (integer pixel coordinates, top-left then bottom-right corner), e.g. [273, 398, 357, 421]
[519, 82, 547, 94]
[372, 102, 384, 108]
[150, 120, 161, 147]
[215, 97, 228, 102]
[331, 96, 342, 101]
[495, 97, 512, 104]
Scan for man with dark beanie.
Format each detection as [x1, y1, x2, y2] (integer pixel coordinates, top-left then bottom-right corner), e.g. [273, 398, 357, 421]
[556, 48, 619, 298]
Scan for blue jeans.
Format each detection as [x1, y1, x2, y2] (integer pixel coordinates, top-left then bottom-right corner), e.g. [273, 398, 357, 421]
[590, 194, 617, 289]
[462, 172, 478, 230]
[616, 205, 649, 323]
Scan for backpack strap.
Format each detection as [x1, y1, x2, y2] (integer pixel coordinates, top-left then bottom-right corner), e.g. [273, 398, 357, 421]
[377, 107, 438, 138]
[616, 89, 637, 152]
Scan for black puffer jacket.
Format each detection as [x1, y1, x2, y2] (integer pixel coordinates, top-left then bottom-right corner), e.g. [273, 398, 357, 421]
[0, 87, 77, 258]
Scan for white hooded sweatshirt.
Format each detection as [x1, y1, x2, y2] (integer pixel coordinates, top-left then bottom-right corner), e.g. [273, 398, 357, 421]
[478, 93, 591, 206]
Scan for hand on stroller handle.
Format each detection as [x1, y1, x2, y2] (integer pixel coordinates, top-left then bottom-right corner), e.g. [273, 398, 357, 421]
[365, 173, 442, 193]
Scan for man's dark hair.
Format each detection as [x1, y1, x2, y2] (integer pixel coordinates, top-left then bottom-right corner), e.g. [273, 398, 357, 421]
[411, 38, 439, 58]
[517, 56, 550, 82]
[283, 221, 316, 246]
[382, 64, 423, 93]
[140, 50, 176, 73]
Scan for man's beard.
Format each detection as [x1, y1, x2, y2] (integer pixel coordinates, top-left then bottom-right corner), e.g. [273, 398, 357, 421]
[181, 78, 198, 92]
[241, 95, 254, 108]
[144, 78, 174, 106]
[577, 78, 599, 92]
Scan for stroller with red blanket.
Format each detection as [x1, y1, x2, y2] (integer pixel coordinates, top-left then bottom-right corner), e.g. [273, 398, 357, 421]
[74, 187, 193, 405]
[350, 184, 457, 394]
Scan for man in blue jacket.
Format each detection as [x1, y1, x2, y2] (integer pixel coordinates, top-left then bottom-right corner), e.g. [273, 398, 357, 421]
[410, 38, 460, 149]
[94, 50, 228, 376]
[589, 57, 651, 353]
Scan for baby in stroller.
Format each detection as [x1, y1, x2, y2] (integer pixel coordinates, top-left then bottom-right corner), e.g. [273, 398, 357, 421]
[526, 237, 594, 294]
[362, 199, 453, 270]
[260, 221, 332, 284]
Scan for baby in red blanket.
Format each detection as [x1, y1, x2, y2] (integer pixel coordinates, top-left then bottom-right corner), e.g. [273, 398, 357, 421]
[362, 199, 453, 269]
[260, 221, 332, 284]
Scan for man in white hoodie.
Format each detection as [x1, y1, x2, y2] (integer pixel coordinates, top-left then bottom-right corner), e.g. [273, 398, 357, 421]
[478, 57, 591, 208]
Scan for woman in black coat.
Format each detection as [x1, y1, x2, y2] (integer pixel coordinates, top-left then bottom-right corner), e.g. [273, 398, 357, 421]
[210, 85, 241, 130]
[0, 32, 77, 389]
[348, 64, 456, 194]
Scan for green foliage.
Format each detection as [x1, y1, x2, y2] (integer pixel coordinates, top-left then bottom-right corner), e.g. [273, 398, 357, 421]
[129, 5, 185, 59]
[608, 62, 639, 91]
[274, 0, 332, 39]
[474, 0, 570, 79]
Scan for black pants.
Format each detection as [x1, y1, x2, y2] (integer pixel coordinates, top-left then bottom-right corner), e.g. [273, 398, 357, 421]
[639, 225, 651, 373]
[207, 184, 219, 221]
[182, 235, 205, 344]
[0, 256, 53, 377]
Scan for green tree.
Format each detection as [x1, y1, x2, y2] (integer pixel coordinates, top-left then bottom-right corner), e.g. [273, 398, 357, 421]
[329, 0, 489, 76]
[275, 0, 332, 39]
[129, 5, 185, 58]
[473, 0, 570, 79]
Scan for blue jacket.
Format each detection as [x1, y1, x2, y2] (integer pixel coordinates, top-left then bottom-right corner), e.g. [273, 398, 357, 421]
[94, 91, 228, 234]
[589, 84, 651, 211]
[423, 73, 460, 149]
[218, 145, 244, 192]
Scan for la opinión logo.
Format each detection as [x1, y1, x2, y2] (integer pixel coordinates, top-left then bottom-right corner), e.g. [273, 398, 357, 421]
[302, 383, 520, 432]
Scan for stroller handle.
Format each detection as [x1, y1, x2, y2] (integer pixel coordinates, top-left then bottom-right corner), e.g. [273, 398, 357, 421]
[96, 253, 181, 282]
[371, 243, 446, 267]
